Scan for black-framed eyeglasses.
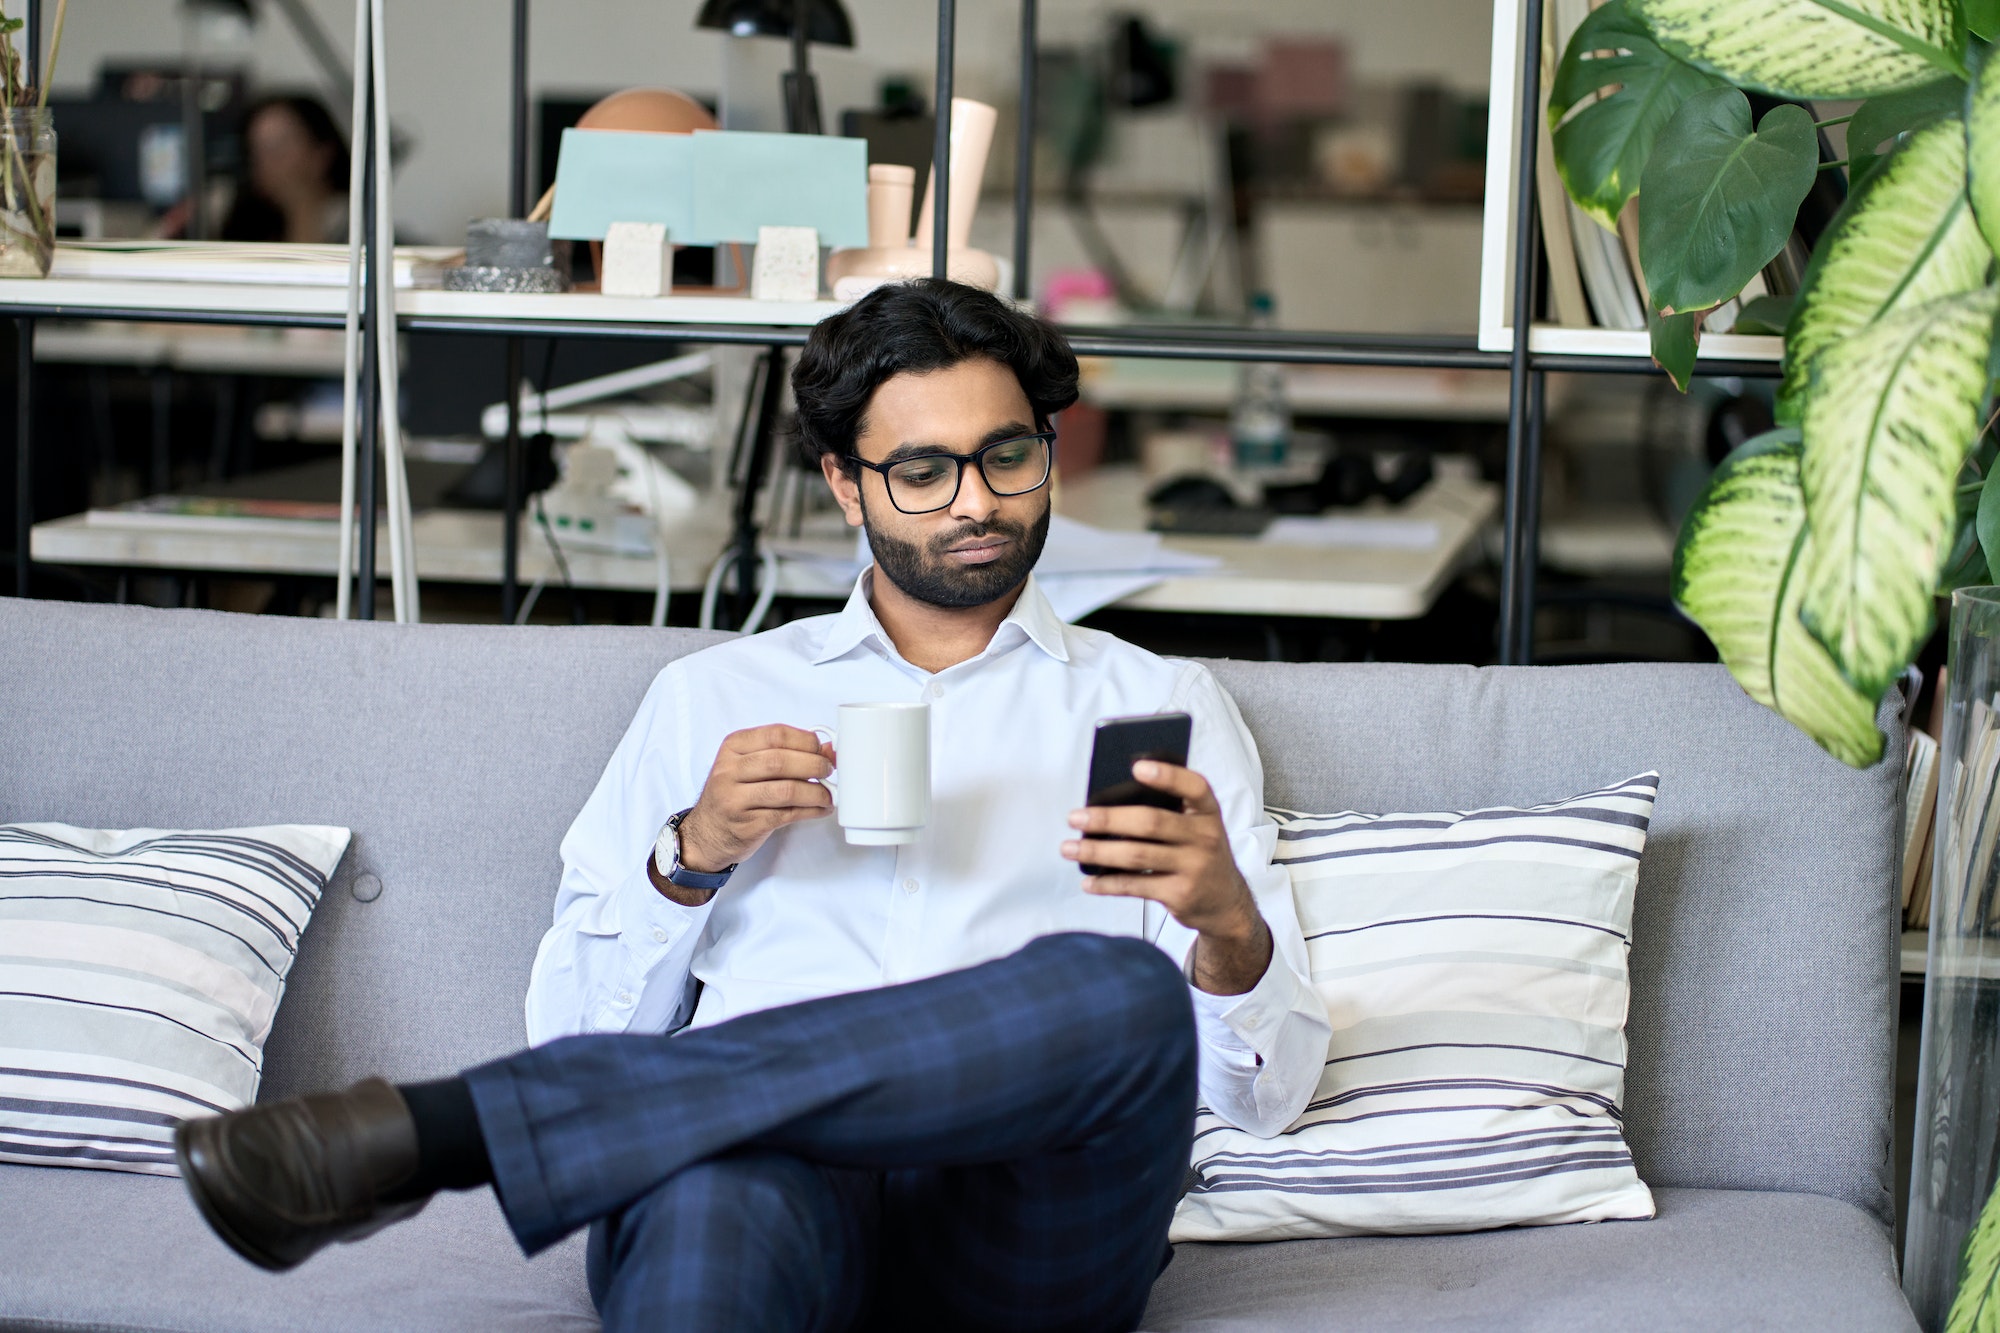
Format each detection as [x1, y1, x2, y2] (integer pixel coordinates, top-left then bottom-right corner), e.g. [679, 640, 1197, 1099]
[847, 430, 1057, 515]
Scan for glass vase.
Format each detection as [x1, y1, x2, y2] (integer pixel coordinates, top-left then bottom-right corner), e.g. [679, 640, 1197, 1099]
[1907, 587, 2000, 1327]
[0, 107, 56, 278]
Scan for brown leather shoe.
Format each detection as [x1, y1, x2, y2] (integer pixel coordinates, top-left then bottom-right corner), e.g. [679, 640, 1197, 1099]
[173, 1077, 428, 1271]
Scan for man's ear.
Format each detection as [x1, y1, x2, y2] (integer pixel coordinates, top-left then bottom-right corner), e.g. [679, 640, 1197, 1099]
[820, 452, 865, 528]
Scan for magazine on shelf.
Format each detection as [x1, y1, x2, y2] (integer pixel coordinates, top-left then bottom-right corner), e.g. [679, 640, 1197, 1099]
[1904, 729, 1940, 922]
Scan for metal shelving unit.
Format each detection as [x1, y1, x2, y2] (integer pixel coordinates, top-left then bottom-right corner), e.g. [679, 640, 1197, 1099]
[4, 0, 1755, 660]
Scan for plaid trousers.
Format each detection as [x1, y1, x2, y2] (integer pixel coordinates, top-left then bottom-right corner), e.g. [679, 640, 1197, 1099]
[462, 932, 1198, 1333]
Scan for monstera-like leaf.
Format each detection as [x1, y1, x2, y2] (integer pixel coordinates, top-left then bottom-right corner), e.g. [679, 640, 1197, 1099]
[1798, 286, 2000, 699]
[1778, 117, 1991, 420]
[1638, 86, 1819, 317]
[1627, 0, 1964, 99]
[1649, 305, 1703, 389]
[1847, 76, 1965, 181]
[1549, 0, 1727, 233]
[1673, 429, 1882, 767]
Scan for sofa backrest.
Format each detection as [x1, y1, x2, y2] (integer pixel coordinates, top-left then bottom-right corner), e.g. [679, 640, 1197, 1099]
[0, 600, 1901, 1228]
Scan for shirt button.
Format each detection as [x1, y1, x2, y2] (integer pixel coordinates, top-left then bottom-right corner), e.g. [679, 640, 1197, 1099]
[928, 682, 943, 699]
[651, 926, 668, 944]
[902, 877, 920, 894]
[1243, 1013, 1262, 1030]
[614, 990, 634, 1006]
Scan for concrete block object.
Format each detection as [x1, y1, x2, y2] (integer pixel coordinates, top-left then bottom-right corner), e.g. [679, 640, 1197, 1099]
[600, 221, 671, 298]
[751, 225, 820, 302]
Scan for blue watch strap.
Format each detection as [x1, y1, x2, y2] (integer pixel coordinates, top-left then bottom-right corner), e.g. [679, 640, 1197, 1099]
[663, 808, 735, 891]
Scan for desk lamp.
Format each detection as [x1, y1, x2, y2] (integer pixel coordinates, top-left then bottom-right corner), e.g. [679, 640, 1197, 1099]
[695, 0, 853, 134]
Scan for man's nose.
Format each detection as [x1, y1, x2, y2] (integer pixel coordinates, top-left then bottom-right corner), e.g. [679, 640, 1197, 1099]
[949, 459, 1001, 523]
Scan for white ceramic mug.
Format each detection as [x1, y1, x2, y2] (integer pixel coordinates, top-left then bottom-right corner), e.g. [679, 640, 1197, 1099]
[813, 702, 931, 845]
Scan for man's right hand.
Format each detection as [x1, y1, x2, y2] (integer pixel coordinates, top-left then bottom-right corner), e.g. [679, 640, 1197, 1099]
[674, 725, 836, 874]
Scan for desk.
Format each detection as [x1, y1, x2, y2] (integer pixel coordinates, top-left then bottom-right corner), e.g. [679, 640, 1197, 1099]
[1053, 469, 1497, 620]
[34, 471, 1497, 623]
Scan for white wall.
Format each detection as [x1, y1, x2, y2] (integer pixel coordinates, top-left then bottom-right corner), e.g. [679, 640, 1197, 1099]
[45, 0, 1496, 243]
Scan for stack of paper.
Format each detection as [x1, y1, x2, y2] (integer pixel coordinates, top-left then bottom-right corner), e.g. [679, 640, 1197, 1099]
[50, 241, 462, 288]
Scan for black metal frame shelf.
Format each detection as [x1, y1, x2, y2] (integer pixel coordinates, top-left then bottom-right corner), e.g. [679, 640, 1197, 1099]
[6, 0, 1773, 660]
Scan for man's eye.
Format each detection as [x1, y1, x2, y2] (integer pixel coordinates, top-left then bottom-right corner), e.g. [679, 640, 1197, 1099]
[989, 446, 1032, 469]
[892, 463, 950, 487]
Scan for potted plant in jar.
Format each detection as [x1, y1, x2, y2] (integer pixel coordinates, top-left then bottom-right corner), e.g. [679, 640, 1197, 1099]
[0, 0, 70, 278]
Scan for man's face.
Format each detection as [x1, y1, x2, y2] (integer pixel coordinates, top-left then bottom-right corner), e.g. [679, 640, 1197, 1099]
[821, 356, 1052, 609]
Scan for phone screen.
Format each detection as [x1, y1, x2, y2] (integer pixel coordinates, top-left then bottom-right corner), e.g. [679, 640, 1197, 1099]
[1080, 711, 1192, 874]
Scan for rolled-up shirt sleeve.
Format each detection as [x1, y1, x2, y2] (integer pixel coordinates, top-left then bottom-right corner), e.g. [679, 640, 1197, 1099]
[1156, 664, 1330, 1138]
[524, 664, 714, 1046]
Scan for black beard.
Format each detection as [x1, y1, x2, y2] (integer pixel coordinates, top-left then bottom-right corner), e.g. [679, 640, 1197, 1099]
[864, 502, 1052, 609]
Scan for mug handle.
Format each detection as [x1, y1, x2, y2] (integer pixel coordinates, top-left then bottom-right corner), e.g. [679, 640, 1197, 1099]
[811, 725, 839, 809]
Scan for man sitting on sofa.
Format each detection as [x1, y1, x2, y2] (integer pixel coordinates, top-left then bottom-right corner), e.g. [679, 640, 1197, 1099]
[173, 279, 1331, 1333]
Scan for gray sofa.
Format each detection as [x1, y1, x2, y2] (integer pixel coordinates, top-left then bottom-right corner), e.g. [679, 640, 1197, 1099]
[0, 597, 1918, 1331]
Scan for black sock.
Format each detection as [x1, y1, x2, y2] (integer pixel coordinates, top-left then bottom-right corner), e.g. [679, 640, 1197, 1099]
[390, 1077, 493, 1199]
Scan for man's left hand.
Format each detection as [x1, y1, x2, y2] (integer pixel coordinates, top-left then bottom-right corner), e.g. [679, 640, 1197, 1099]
[1060, 761, 1274, 996]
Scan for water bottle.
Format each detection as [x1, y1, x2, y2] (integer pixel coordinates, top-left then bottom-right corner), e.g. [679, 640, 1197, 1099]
[1231, 292, 1290, 468]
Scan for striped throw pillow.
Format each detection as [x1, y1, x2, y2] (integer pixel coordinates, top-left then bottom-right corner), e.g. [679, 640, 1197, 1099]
[0, 822, 349, 1175]
[1172, 774, 1659, 1242]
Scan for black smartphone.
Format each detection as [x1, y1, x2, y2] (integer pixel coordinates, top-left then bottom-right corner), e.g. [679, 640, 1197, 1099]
[1079, 711, 1193, 875]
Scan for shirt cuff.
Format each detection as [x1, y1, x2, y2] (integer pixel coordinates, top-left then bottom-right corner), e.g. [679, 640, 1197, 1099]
[614, 856, 713, 951]
[1184, 941, 1303, 1059]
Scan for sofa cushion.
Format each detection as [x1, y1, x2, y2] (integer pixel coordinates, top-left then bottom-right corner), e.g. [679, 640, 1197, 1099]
[1205, 660, 1904, 1229]
[0, 602, 731, 1101]
[1173, 775, 1659, 1242]
[1144, 1187, 1916, 1331]
[0, 1162, 593, 1332]
[0, 822, 349, 1176]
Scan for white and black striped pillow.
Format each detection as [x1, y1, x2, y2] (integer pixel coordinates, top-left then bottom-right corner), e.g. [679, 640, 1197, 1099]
[1172, 774, 1658, 1242]
[0, 822, 349, 1175]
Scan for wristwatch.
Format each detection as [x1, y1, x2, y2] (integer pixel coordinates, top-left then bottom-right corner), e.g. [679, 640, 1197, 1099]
[653, 808, 736, 892]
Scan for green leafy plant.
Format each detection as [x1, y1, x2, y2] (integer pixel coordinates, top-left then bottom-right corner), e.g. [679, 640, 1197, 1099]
[1554, 4, 2000, 1319]
[1551, 0, 2000, 773]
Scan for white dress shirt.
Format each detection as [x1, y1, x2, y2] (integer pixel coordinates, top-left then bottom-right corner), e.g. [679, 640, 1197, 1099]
[524, 572, 1331, 1136]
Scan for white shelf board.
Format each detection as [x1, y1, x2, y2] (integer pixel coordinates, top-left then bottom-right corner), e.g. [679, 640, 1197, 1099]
[0, 276, 348, 318]
[1477, 323, 1784, 361]
[1903, 930, 2000, 983]
[398, 288, 843, 328]
[0, 272, 848, 330]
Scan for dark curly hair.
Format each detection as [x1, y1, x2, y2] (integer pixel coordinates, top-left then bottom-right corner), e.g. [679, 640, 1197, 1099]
[791, 278, 1080, 469]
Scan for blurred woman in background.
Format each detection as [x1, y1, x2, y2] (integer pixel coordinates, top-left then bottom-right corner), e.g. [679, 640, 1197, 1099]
[219, 94, 348, 243]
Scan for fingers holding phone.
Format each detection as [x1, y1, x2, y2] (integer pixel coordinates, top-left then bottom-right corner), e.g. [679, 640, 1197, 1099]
[1059, 712, 1261, 944]
[1063, 759, 1259, 940]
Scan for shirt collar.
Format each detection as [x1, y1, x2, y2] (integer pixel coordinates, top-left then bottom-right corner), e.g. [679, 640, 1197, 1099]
[810, 570, 1070, 667]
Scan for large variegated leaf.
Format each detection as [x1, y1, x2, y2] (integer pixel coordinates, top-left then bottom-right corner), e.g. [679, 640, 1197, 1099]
[1798, 286, 2000, 698]
[1549, 1, 1727, 233]
[1967, 48, 2000, 257]
[1672, 429, 1883, 767]
[1638, 87, 1819, 316]
[1777, 117, 1990, 420]
[1627, 0, 1964, 99]
[1945, 1174, 2000, 1333]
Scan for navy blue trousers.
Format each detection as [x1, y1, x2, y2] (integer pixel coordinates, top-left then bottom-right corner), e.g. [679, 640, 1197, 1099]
[462, 933, 1198, 1333]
